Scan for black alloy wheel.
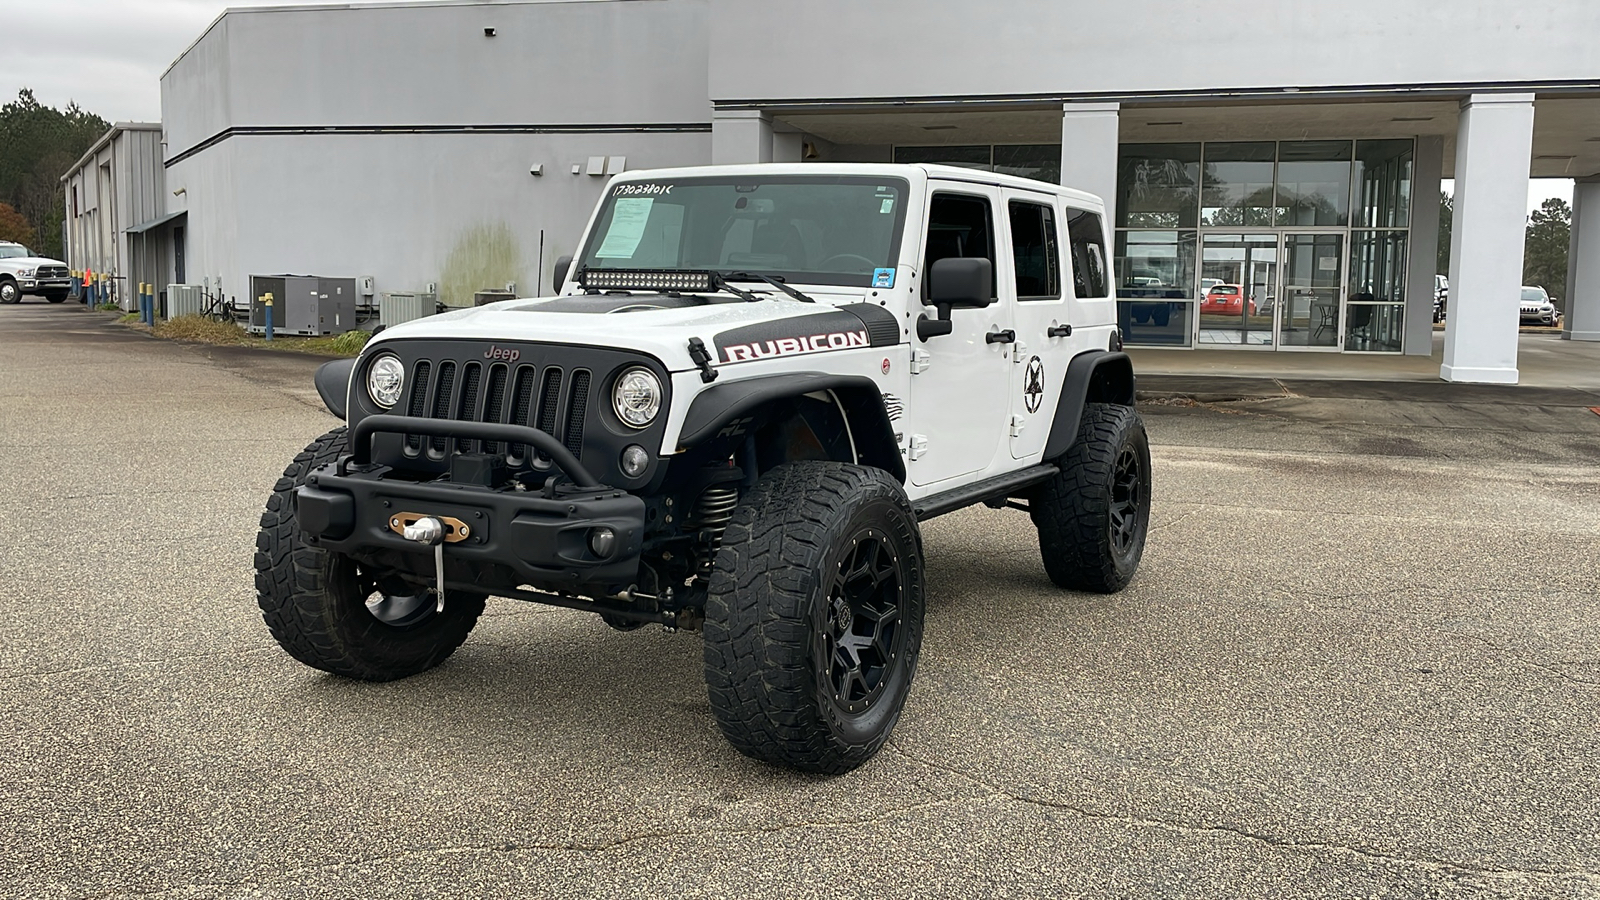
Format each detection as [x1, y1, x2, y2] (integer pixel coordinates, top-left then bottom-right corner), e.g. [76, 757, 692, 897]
[1108, 446, 1145, 560]
[819, 528, 906, 715]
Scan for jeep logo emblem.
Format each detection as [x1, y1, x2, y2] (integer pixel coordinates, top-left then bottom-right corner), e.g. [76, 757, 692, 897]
[484, 346, 520, 362]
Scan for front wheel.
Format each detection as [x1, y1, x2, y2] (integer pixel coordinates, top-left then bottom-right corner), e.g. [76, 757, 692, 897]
[1031, 403, 1152, 593]
[45, 292, 67, 303]
[253, 427, 486, 681]
[0, 281, 18, 304]
[703, 461, 925, 774]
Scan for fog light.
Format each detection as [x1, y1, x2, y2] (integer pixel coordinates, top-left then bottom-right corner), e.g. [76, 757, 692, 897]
[620, 444, 649, 478]
[588, 526, 616, 558]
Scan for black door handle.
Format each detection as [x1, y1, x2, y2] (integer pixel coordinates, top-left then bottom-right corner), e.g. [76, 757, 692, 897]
[1048, 324, 1072, 338]
[985, 329, 1016, 345]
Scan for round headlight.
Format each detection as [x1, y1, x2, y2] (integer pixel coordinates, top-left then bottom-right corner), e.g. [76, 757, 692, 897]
[613, 367, 661, 428]
[366, 354, 405, 408]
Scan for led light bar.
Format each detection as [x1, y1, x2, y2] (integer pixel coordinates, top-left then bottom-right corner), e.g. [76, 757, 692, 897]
[578, 268, 715, 293]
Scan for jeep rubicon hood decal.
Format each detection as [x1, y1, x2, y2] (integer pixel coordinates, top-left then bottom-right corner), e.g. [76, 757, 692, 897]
[713, 303, 899, 365]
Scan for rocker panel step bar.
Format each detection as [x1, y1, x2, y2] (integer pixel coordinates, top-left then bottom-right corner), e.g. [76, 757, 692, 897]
[913, 464, 1059, 522]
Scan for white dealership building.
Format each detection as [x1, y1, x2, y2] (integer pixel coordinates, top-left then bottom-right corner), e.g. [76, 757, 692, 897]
[73, 0, 1600, 383]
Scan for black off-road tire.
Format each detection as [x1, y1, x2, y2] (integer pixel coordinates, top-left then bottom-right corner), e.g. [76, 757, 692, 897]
[254, 427, 486, 681]
[1031, 403, 1151, 593]
[704, 461, 924, 774]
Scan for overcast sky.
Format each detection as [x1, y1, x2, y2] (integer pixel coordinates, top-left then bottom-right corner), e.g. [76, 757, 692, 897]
[0, 0, 1575, 215]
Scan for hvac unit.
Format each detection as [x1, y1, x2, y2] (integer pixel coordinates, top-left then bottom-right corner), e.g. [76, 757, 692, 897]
[248, 275, 359, 335]
[166, 284, 205, 319]
[379, 292, 437, 328]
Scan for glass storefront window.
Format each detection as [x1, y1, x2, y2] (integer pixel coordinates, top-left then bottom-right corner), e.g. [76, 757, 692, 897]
[1353, 140, 1414, 229]
[993, 144, 1061, 184]
[1116, 143, 1200, 228]
[1345, 303, 1404, 352]
[1349, 230, 1408, 302]
[1114, 230, 1197, 299]
[893, 145, 991, 170]
[1201, 142, 1275, 227]
[1119, 299, 1193, 347]
[1275, 141, 1352, 227]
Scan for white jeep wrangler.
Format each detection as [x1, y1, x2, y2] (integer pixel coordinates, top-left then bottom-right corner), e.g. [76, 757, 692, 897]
[257, 163, 1150, 773]
[0, 242, 73, 304]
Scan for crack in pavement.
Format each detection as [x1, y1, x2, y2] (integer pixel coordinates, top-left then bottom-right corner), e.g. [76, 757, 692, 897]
[878, 743, 1600, 887]
[1464, 635, 1600, 689]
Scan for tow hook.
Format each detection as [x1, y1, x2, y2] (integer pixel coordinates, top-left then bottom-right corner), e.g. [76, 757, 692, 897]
[400, 515, 447, 612]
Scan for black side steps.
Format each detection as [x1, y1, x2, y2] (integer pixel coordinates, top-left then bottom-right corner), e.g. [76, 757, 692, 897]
[913, 464, 1058, 522]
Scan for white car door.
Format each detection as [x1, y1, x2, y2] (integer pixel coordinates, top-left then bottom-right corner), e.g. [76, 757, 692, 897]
[906, 182, 1015, 489]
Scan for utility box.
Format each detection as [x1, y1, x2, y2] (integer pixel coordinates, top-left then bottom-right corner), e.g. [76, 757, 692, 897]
[474, 289, 515, 306]
[379, 292, 436, 328]
[166, 284, 205, 319]
[249, 275, 359, 335]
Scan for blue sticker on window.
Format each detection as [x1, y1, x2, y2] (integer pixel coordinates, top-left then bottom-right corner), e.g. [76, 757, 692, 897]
[872, 268, 896, 288]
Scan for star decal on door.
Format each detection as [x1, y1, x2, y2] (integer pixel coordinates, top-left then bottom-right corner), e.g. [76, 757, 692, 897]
[1023, 356, 1045, 414]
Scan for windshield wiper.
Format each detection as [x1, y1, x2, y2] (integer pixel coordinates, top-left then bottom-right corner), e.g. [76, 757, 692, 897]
[724, 272, 816, 304]
[707, 274, 762, 303]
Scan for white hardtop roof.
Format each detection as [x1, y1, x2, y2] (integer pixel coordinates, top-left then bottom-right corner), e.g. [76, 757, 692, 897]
[609, 162, 1105, 210]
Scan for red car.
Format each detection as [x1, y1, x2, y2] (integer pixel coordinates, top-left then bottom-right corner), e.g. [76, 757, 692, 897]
[1199, 283, 1258, 315]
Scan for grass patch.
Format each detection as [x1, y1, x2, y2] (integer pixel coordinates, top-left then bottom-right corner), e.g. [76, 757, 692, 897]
[123, 314, 372, 357]
[97, 302, 120, 312]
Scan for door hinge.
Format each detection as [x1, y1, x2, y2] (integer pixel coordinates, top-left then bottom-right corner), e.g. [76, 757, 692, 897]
[908, 434, 929, 461]
[1012, 342, 1028, 363]
[910, 349, 932, 374]
[1009, 415, 1025, 437]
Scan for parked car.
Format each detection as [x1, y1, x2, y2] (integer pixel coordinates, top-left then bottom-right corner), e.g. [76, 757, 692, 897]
[1520, 285, 1561, 326]
[1199, 283, 1257, 316]
[0, 241, 73, 304]
[1434, 274, 1449, 323]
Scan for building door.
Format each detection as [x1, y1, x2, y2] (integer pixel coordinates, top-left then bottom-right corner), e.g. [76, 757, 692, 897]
[173, 226, 185, 285]
[1277, 233, 1343, 350]
[1198, 233, 1278, 347]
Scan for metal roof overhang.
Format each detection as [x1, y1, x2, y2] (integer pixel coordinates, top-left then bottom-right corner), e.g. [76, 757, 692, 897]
[125, 210, 187, 235]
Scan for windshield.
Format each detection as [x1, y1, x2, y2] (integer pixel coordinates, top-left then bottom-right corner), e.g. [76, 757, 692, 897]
[0, 245, 31, 259]
[1521, 288, 1547, 302]
[577, 175, 910, 289]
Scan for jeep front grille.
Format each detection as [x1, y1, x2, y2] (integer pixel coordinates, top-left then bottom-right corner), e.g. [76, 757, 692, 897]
[397, 356, 593, 467]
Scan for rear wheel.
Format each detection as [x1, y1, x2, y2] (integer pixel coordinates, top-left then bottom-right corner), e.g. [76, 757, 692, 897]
[703, 461, 924, 774]
[253, 428, 486, 680]
[1031, 403, 1151, 593]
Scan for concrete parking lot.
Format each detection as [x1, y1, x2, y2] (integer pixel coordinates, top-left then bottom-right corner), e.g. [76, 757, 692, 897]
[2, 301, 1597, 899]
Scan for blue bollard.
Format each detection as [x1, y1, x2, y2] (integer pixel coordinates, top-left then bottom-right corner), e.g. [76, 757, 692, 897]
[265, 301, 273, 341]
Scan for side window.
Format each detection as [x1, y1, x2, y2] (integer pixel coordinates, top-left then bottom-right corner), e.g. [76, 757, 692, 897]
[1007, 200, 1060, 300]
[923, 193, 996, 301]
[1066, 208, 1109, 299]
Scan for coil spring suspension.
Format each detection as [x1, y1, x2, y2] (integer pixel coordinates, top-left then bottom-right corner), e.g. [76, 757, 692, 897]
[688, 485, 739, 577]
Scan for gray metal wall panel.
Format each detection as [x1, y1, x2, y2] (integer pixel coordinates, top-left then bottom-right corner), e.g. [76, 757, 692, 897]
[708, 0, 1600, 103]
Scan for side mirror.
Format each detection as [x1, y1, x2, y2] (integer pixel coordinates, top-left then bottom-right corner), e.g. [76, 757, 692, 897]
[929, 257, 994, 309]
[552, 255, 573, 294]
[918, 257, 993, 341]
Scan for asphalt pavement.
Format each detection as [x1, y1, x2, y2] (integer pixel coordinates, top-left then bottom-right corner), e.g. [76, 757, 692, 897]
[2, 300, 1597, 898]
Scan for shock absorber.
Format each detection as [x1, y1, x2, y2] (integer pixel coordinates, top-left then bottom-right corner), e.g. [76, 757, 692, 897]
[687, 484, 739, 578]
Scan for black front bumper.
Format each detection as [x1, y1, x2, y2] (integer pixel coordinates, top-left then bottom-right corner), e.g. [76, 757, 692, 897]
[296, 417, 646, 592]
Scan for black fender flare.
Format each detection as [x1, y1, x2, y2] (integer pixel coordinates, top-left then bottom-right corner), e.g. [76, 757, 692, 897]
[314, 357, 357, 420]
[1041, 351, 1137, 461]
[677, 372, 905, 483]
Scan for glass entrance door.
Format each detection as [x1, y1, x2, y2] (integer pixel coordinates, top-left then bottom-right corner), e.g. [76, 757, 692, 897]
[1198, 234, 1277, 346]
[1278, 233, 1343, 349]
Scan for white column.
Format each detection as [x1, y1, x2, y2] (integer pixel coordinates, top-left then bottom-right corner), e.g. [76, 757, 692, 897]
[1058, 102, 1120, 220]
[1442, 94, 1535, 384]
[1405, 136, 1444, 356]
[1563, 177, 1600, 341]
[711, 109, 772, 165]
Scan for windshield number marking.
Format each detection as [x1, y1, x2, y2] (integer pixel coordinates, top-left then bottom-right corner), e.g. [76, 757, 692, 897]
[614, 183, 673, 196]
